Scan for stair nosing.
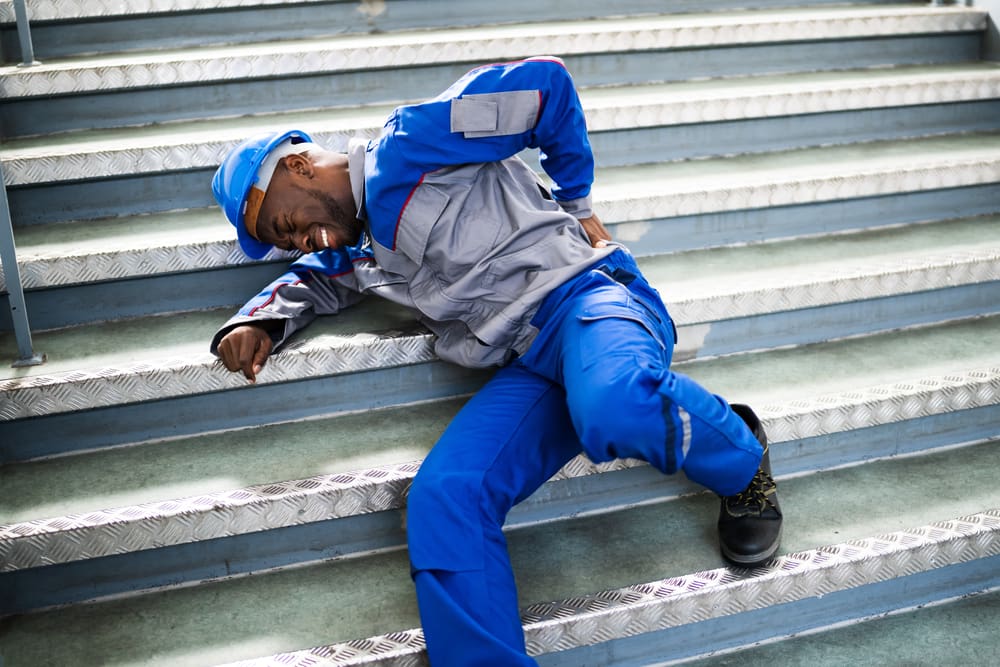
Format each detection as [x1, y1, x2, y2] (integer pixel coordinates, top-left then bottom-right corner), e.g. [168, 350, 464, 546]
[2, 367, 996, 571]
[8, 205, 1000, 293]
[0, 327, 437, 419]
[4, 133, 1000, 292]
[3, 243, 998, 415]
[203, 508, 1000, 665]
[0, 0, 331, 23]
[0, 6, 985, 100]
[5, 64, 1000, 186]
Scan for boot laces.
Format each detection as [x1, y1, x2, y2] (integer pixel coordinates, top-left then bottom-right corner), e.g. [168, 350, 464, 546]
[725, 464, 778, 517]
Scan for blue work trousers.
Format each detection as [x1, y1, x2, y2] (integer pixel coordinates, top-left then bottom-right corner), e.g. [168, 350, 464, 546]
[406, 250, 763, 666]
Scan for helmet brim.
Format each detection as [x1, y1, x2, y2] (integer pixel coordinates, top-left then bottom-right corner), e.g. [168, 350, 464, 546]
[213, 129, 315, 260]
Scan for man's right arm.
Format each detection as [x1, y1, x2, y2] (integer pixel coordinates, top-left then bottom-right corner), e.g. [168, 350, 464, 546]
[211, 249, 366, 382]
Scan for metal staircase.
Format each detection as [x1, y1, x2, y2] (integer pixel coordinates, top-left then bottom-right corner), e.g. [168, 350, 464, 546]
[1, 2, 998, 665]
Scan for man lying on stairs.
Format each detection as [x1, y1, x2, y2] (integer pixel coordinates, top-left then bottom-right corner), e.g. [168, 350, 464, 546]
[209, 56, 783, 666]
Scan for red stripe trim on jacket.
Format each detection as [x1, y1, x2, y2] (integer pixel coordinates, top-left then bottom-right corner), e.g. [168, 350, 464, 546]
[392, 173, 427, 252]
[249, 279, 304, 316]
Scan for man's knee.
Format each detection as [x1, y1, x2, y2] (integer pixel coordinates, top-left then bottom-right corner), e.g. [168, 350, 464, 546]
[569, 364, 665, 462]
[406, 468, 488, 572]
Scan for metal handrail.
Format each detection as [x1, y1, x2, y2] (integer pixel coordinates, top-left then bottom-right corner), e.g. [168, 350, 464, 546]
[1, 163, 44, 367]
[12, 0, 39, 67]
[2, 2, 45, 365]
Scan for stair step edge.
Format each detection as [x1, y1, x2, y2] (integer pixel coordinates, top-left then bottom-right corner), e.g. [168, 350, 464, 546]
[0, 6, 986, 99]
[216, 508, 1000, 666]
[4, 248, 999, 416]
[2, 367, 995, 572]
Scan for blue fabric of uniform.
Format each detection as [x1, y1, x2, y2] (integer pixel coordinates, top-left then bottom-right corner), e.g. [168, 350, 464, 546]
[521, 249, 762, 493]
[407, 249, 763, 664]
[407, 364, 581, 666]
[365, 58, 593, 249]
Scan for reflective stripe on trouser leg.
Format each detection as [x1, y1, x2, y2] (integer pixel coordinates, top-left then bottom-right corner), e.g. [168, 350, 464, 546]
[521, 274, 762, 495]
[406, 363, 583, 666]
[660, 372, 763, 496]
[678, 405, 693, 463]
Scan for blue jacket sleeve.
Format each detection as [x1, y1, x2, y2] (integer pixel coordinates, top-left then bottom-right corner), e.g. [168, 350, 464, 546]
[390, 57, 594, 208]
[210, 248, 365, 354]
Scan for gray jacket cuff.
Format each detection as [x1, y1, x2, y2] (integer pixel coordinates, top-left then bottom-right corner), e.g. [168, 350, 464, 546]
[558, 194, 593, 219]
[209, 314, 303, 356]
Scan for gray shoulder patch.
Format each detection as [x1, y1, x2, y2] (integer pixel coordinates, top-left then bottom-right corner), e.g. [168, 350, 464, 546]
[450, 90, 540, 139]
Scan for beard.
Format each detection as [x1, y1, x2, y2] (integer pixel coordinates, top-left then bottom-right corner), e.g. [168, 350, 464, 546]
[310, 186, 363, 247]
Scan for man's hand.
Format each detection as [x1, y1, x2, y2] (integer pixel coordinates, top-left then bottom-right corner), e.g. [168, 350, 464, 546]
[217, 323, 276, 383]
[578, 214, 612, 248]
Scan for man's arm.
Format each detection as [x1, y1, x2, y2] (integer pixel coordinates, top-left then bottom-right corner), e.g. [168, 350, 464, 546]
[212, 249, 365, 382]
[369, 57, 600, 242]
[426, 57, 594, 209]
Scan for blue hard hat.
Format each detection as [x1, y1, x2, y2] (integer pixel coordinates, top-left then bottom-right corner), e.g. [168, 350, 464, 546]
[212, 129, 314, 259]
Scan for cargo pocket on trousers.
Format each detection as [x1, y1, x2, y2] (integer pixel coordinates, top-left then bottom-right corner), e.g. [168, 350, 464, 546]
[578, 299, 671, 352]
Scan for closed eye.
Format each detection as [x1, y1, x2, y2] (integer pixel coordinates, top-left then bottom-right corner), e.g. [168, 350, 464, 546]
[267, 217, 294, 249]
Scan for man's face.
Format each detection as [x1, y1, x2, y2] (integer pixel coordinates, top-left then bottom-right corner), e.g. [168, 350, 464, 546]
[253, 164, 361, 254]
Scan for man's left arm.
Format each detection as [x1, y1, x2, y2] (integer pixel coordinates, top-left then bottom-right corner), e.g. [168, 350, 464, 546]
[395, 57, 607, 242]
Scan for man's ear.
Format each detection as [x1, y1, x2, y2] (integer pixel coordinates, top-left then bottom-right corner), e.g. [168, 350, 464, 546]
[283, 153, 313, 178]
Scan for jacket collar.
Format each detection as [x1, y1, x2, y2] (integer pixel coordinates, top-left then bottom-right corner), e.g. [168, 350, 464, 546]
[347, 138, 368, 222]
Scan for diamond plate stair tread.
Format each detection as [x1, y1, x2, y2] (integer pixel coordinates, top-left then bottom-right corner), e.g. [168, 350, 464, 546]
[0, 59, 981, 151]
[6, 129, 1000, 291]
[0, 5, 984, 99]
[686, 313, 1000, 409]
[3, 237, 998, 417]
[6, 168, 998, 297]
[0, 0, 340, 22]
[5, 208, 295, 291]
[235, 509, 1000, 666]
[0, 397, 466, 525]
[1, 441, 996, 667]
[4, 209, 998, 389]
[2, 315, 997, 566]
[640, 214, 1000, 323]
[0, 0, 923, 23]
[5, 61, 999, 187]
[593, 132, 1000, 217]
[0, 298, 418, 382]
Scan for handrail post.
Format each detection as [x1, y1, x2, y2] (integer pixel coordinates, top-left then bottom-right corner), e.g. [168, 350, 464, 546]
[12, 0, 40, 67]
[0, 163, 45, 367]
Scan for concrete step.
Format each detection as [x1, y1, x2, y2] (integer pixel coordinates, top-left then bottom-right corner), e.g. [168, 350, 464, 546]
[5, 131, 1000, 329]
[3, 218, 997, 426]
[0, 2, 994, 665]
[232, 510, 1000, 667]
[0, 5, 985, 137]
[4, 5, 982, 100]
[1, 438, 996, 665]
[3, 314, 998, 612]
[6, 63, 1000, 188]
[0, 0, 923, 59]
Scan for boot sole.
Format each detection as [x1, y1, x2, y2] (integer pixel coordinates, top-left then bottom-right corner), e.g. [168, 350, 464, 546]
[720, 527, 783, 568]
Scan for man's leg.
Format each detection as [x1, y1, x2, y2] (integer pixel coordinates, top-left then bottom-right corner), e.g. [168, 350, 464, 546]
[525, 274, 763, 495]
[406, 363, 583, 666]
[521, 265, 781, 564]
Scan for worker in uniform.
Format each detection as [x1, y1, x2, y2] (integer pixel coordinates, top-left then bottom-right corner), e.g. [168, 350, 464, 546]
[211, 57, 783, 666]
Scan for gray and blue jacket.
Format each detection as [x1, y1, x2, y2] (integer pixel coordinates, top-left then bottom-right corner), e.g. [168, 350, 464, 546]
[212, 57, 619, 368]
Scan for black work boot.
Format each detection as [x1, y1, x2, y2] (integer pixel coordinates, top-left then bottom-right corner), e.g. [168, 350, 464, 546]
[717, 404, 782, 567]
